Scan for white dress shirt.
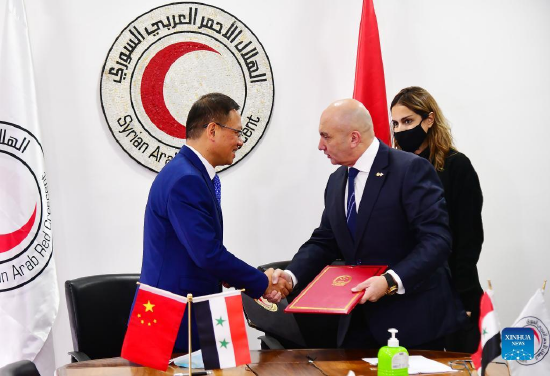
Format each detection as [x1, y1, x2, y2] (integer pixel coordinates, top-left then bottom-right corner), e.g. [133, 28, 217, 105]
[344, 138, 379, 215]
[186, 144, 216, 180]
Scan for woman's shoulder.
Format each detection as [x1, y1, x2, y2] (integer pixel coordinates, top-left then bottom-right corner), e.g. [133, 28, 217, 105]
[446, 149, 471, 165]
[444, 149, 479, 176]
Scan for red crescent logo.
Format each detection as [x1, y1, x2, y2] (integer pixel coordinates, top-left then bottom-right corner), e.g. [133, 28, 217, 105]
[140, 41, 219, 139]
[530, 327, 541, 344]
[0, 203, 37, 253]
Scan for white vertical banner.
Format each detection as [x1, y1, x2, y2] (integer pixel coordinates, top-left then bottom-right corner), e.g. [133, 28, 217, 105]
[0, 0, 59, 366]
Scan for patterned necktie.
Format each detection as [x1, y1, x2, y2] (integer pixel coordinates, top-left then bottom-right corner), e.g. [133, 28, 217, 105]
[213, 175, 221, 205]
[347, 167, 359, 241]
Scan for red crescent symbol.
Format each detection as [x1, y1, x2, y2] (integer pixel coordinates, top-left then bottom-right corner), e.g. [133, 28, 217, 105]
[140, 42, 220, 139]
[0, 203, 37, 253]
[531, 327, 541, 344]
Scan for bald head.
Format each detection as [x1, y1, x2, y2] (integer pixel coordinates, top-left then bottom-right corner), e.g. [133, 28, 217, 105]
[318, 99, 375, 166]
[321, 98, 374, 137]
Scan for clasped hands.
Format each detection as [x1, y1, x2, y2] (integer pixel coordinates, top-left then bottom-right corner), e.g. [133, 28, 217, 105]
[260, 269, 388, 304]
[262, 268, 293, 304]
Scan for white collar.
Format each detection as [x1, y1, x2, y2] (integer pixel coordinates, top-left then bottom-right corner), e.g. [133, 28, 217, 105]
[350, 138, 379, 173]
[185, 144, 216, 180]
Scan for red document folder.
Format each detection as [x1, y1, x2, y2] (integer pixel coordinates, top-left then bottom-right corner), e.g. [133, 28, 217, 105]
[285, 265, 387, 314]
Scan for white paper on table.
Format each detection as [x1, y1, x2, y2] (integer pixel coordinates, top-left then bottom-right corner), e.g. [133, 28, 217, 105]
[362, 355, 457, 374]
[170, 349, 205, 368]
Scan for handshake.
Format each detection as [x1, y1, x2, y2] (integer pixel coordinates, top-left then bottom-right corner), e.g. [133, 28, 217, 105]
[262, 268, 293, 304]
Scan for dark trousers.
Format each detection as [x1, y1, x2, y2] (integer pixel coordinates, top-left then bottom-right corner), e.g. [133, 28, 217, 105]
[444, 311, 481, 353]
[341, 309, 445, 351]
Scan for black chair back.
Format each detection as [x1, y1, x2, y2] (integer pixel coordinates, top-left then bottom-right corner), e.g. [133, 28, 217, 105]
[65, 274, 139, 361]
[0, 360, 40, 376]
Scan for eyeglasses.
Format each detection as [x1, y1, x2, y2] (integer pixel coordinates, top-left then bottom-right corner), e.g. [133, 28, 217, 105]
[448, 360, 473, 375]
[202, 122, 243, 138]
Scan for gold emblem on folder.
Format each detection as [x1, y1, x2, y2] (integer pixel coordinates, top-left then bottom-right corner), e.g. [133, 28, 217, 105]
[255, 297, 278, 312]
[332, 275, 352, 286]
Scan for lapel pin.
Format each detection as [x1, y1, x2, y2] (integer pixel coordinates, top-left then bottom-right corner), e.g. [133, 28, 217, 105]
[376, 172, 384, 177]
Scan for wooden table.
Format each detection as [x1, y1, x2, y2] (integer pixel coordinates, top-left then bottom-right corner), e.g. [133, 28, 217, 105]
[56, 349, 508, 375]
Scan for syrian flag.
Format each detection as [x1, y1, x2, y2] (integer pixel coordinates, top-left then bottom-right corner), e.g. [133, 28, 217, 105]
[353, 0, 390, 145]
[509, 288, 550, 376]
[121, 284, 187, 371]
[472, 290, 501, 376]
[194, 290, 251, 370]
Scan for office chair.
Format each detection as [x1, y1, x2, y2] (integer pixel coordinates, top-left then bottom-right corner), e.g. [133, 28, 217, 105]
[0, 360, 40, 376]
[65, 274, 139, 362]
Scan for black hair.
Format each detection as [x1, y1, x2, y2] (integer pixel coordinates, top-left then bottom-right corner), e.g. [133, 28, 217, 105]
[185, 93, 240, 139]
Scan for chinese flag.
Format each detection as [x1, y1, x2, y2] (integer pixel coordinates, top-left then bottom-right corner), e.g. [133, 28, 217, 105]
[121, 284, 187, 371]
[353, 0, 390, 145]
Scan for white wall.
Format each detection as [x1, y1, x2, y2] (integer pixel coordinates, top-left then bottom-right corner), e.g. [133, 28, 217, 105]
[16, 0, 550, 369]
[377, 0, 550, 328]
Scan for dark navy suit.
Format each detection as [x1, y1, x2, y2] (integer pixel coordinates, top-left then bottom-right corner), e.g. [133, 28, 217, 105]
[287, 141, 466, 348]
[140, 145, 267, 351]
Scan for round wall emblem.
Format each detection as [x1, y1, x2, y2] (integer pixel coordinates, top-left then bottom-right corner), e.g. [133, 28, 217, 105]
[101, 2, 274, 172]
[0, 122, 53, 292]
[514, 316, 550, 366]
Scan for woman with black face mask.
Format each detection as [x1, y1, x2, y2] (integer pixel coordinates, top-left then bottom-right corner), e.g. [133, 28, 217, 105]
[390, 86, 484, 354]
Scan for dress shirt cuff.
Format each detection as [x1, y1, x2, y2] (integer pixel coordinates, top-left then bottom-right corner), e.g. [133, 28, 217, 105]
[387, 269, 405, 294]
[284, 270, 298, 288]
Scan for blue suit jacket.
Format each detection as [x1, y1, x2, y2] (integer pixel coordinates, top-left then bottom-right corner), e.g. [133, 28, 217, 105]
[287, 141, 466, 347]
[140, 146, 267, 351]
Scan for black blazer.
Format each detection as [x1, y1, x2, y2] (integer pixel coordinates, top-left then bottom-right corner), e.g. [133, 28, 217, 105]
[288, 141, 466, 347]
[428, 149, 484, 315]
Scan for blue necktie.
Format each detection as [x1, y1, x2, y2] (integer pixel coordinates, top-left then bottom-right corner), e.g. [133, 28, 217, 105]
[347, 167, 359, 241]
[213, 175, 221, 205]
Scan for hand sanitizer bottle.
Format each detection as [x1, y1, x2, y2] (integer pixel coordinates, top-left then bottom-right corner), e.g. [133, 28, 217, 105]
[377, 328, 408, 376]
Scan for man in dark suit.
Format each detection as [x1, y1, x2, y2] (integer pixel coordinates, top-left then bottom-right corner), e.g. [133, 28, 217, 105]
[140, 93, 289, 352]
[273, 99, 465, 349]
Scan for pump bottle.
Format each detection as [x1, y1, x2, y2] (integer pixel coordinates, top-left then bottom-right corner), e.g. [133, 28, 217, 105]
[377, 328, 408, 376]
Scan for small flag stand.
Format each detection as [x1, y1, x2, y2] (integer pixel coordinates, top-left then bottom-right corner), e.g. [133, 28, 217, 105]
[186, 289, 247, 374]
[471, 280, 501, 376]
[122, 282, 187, 371]
[123, 284, 250, 373]
[187, 294, 193, 375]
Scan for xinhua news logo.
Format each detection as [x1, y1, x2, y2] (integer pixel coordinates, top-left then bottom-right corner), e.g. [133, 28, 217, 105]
[502, 327, 535, 361]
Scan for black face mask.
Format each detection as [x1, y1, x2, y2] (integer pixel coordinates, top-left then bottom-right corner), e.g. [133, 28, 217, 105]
[394, 121, 427, 153]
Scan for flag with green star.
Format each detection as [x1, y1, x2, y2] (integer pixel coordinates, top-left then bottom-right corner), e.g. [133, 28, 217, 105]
[471, 290, 501, 376]
[194, 290, 251, 369]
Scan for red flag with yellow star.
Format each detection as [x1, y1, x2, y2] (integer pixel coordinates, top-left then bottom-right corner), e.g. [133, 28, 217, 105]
[121, 283, 187, 370]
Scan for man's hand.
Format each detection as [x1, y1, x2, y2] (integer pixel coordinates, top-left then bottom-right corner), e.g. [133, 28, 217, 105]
[262, 268, 293, 303]
[272, 269, 293, 291]
[351, 275, 388, 304]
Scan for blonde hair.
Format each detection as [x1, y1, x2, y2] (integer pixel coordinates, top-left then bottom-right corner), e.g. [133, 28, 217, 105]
[390, 86, 454, 171]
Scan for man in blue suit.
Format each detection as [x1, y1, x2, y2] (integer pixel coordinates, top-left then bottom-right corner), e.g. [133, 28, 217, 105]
[140, 93, 289, 352]
[273, 99, 466, 349]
